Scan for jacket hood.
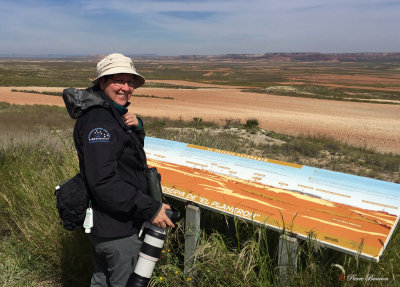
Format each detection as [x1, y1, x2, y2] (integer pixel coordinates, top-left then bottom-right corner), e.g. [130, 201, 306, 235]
[63, 87, 108, 119]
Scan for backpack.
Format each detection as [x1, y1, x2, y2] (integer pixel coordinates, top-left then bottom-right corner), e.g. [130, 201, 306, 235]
[54, 173, 89, 231]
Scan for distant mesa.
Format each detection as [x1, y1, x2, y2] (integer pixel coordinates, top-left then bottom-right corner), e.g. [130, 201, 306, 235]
[2, 52, 400, 62]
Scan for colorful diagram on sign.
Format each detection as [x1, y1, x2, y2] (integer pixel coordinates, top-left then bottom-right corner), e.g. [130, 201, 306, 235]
[144, 137, 400, 261]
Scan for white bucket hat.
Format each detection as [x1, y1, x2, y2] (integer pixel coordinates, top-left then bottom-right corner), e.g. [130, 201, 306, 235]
[92, 53, 145, 88]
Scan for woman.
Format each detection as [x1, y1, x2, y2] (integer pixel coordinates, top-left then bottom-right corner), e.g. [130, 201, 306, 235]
[63, 53, 174, 287]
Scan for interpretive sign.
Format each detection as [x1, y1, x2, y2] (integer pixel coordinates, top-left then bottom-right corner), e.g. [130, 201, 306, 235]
[144, 137, 400, 262]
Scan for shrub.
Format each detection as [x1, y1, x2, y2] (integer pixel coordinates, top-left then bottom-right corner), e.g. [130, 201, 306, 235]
[244, 119, 259, 129]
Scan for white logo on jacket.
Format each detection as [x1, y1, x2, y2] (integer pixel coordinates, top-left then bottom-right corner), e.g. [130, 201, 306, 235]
[88, 128, 111, 143]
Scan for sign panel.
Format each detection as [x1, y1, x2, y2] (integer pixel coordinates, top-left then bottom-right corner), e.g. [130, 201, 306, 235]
[144, 137, 400, 261]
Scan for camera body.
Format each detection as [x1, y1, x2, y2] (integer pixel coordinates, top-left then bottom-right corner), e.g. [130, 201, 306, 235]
[165, 206, 180, 224]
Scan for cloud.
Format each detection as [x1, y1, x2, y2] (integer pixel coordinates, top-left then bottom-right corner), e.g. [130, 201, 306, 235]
[0, 0, 399, 55]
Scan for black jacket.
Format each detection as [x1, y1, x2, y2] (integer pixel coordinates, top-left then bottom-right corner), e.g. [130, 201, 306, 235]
[63, 86, 161, 238]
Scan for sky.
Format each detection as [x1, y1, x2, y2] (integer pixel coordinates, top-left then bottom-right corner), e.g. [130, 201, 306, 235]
[0, 0, 399, 56]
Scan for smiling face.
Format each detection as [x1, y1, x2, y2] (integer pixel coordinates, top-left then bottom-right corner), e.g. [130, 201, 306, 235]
[99, 73, 135, 106]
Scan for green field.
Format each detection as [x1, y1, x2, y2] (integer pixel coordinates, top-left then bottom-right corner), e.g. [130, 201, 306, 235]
[1, 57, 400, 104]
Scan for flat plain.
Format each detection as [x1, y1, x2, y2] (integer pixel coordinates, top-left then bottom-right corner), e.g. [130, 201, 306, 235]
[0, 57, 399, 154]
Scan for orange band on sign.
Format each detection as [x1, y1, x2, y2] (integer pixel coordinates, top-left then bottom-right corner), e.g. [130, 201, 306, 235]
[148, 158, 397, 261]
[187, 144, 303, 168]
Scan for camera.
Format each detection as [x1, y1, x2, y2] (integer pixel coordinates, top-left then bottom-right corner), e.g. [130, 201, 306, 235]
[126, 167, 180, 287]
[125, 204, 180, 287]
[165, 206, 180, 225]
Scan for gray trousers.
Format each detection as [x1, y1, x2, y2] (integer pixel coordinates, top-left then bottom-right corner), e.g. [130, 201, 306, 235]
[89, 234, 143, 287]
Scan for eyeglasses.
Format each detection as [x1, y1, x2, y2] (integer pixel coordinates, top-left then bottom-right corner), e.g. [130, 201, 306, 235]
[112, 79, 135, 88]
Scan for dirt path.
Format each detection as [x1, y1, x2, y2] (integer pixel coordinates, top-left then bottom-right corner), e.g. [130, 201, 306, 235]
[1, 82, 399, 154]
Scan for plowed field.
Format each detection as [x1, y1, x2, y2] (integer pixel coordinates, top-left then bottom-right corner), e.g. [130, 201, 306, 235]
[1, 80, 399, 154]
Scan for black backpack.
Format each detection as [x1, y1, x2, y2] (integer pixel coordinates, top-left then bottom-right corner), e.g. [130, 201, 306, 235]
[54, 173, 89, 231]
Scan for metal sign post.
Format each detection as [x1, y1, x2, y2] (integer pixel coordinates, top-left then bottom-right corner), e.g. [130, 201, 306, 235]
[184, 203, 201, 276]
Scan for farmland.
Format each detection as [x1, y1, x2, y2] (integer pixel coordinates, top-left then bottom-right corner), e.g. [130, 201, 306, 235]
[1, 55, 400, 154]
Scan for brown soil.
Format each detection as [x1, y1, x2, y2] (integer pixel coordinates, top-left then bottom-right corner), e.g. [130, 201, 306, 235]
[1, 82, 399, 154]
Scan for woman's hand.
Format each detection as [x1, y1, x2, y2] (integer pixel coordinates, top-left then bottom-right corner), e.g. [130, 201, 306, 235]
[123, 112, 139, 127]
[152, 203, 175, 229]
